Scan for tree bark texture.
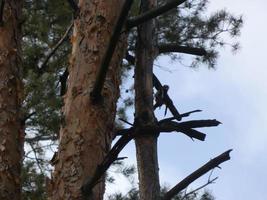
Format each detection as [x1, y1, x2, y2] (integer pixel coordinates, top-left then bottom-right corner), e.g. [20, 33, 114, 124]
[134, 0, 161, 200]
[50, 1, 127, 199]
[0, 1, 23, 199]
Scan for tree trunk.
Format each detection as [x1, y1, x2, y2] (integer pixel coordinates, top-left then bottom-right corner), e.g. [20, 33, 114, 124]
[50, 1, 127, 200]
[134, 0, 161, 200]
[0, 1, 23, 199]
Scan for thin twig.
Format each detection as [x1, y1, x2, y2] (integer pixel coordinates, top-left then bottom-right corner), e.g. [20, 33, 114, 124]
[119, 118, 134, 126]
[39, 22, 74, 73]
[28, 142, 44, 174]
[181, 177, 218, 200]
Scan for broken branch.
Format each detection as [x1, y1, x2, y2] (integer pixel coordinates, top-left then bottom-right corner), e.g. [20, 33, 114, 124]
[163, 150, 232, 200]
[153, 74, 181, 120]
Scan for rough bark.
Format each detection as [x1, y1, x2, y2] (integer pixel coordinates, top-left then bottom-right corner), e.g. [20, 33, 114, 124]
[0, 0, 23, 199]
[50, 1, 127, 199]
[134, 0, 161, 200]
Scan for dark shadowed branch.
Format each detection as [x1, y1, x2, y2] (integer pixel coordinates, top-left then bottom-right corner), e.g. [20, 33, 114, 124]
[158, 44, 207, 56]
[59, 68, 69, 96]
[81, 129, 135, 197]
[25, 135, 58, 143]
[39, 22, 74, 73]
[90, 0, 134, 103]
[163, 150, 232, 200]
[127, 0, 186, 29]
[66, 0, 79, 14]
[0, 0, 5, 26]
[153, 74, 182, 120]
[158, 119, 221, 141]
[21, 112, 37, 126]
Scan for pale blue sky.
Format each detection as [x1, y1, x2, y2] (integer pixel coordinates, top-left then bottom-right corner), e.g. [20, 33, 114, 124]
[107, 1, 267, 199]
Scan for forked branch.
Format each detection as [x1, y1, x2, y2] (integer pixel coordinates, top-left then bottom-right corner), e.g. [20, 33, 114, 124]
[82, 118, 222, 197]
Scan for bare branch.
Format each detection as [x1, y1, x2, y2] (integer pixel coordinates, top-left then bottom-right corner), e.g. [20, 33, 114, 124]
[127, 0, 186, 29]
[181, 177, 218, 200]
[163, 150, 232, 200]
[158, 44, 207, 56]
[25, 135, 57, 143]
[159, 119, 221, 141]
[178, 119, 221, 129]
[39, 22, 74, 73]
[90, 0, 134, 103]
[118, 118, 134, 126]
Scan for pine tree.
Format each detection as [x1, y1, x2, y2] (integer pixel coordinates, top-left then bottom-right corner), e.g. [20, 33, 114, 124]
[17, 0, 243, 199]
[0, 0, 23, 199]
[49, 1, 130, 199]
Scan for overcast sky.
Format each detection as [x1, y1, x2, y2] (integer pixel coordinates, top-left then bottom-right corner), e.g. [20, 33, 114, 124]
[107, 1, 267, 199]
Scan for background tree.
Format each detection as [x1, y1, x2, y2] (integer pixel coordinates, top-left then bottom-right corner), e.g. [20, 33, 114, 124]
[0, 0, 24, 199]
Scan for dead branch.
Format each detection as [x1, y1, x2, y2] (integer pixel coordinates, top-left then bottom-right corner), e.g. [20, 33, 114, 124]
[82, 117, 222, 196]
[21, 111, 37, 126]
[158, 119, 221, 141]
[127, 0, 186, 29]
[163, 150, 232, 200]
[158, 44, 207, 56]
[153, 74, 182, 120]
[125, 53, 182, 120]
[39, 22, 73, 73]
[90, 0, 134, 103]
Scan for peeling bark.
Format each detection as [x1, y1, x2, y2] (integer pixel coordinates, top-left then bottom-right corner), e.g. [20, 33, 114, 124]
[0, 0, 23, 199]
[134, 0, 161, 200]
[50, 1, 127, 199]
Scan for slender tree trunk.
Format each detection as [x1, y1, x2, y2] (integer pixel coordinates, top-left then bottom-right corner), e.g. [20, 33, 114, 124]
[50, 1, 127, 199]
[134, 0, 161, 200]
[0, 1, 23, 199]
